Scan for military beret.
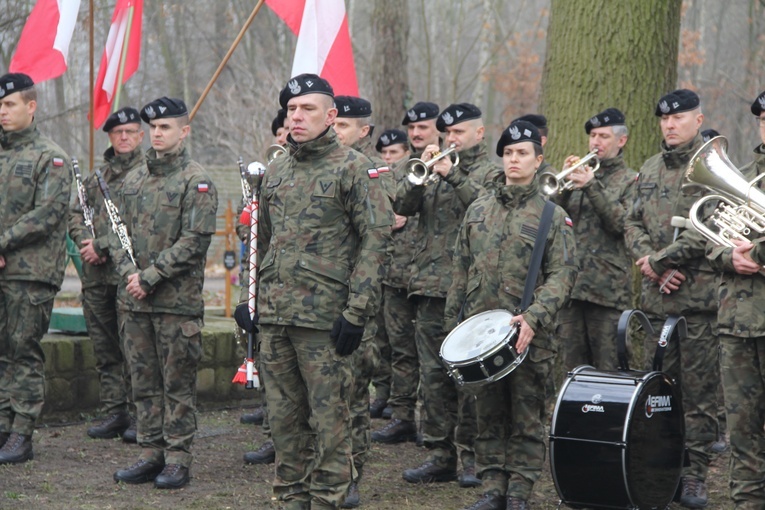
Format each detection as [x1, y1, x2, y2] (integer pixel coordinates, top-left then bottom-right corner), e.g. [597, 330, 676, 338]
[751, 90, 765, 117]
[335, 96, 372, 118]
[102, 107, 141, 132]
[271, 109, 287, 136]
[0, 72, 34, 98]
[513, 113, 547, 130]
[496, 120, 541, 157]
[701, 129, 720, 143]
[436, 103, 482, 132]
[375, 128, 408, 152]
[584, 107, 625, 134]
[140, 97, 188, 123]
[279, 73, 334, 109]
[401, 101, 439, 125]
[655, 89, 700, 116]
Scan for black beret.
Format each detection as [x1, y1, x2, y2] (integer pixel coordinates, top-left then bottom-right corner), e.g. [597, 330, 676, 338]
[140, 97, 188, 123]
[701, 129, 720, 143]
[655, 89, 700, 116]
[0, 73, 34, 98]
[513, 113, 547, 130]
[436, 103, 482, 132]
[751, 90, 765, 117]
[102, 107, 141, 132]
[375, 129, 408, 152]
[271, 109, 287, 136]
[496, 120, 541, 157]
[402, 101, 439, 125]
[584, 107, 625, 134]
[335, 96, 372, 118]
[279, 73, 334, 109]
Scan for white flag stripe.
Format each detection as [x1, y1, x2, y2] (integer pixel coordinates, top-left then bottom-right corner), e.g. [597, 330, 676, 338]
[101, 10, 129, 99]
[291, 0, 345, 77]
[52, 0, 81, 64]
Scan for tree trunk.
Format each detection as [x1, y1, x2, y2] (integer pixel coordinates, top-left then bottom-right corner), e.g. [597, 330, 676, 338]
[540, 0, 682, 172]
[370, 0, 409, 132]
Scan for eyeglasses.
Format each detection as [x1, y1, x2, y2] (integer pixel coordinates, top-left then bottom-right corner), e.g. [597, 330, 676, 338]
[109, 128, 142, 136]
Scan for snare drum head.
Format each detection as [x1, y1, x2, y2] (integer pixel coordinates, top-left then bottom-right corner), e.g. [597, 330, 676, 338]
[441, 309, 515, 363]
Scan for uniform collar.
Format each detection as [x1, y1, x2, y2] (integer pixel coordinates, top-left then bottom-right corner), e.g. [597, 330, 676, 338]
[286, 127, 339, 161]
[486, 175, 540, 209]
[146, 145, 187, 176]
[661, 133, 703, 168]
[104, 146, 144, 175]
[456, 140, 488, 169]
[350, 136, 373, 156]
[597, 151, 626, 176]
[0, 119, 38, 150]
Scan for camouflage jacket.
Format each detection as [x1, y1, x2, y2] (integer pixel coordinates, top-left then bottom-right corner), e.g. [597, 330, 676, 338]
[256, 128, 393, 329]
[351, 136, 395, 200]
[394, 139, 495, 298]
[69, 146, 145, 289]
[0, 121, 72, 289]
[707, 144, 765, 336]
[384, 157, 420, 289]
[112, 146, 218, 316]
[556, 153, 636, 308]
[624, 133, 718, 316]
[444, 177, 577, 351]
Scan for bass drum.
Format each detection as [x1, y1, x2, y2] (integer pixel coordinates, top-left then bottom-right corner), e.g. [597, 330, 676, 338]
[550, 365, 684, 509]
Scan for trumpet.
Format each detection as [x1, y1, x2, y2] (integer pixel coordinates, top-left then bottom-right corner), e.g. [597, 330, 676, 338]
[539, 150, 600, 196]
[266, 144, 286, 165]
[405, 144, 460, 186]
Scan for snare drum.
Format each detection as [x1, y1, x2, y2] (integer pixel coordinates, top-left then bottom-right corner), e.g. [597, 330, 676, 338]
[439, 309, 526, 387]
[550, 365, 684, 509]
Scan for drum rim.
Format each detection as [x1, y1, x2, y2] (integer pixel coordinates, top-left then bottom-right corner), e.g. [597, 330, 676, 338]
[440, 309, 515, 363]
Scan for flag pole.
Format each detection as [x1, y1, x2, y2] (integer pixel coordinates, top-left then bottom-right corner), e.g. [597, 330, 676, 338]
[89, 0, 95, 170]
[111, 4, 136, 114]
[189, 0, 266, 122]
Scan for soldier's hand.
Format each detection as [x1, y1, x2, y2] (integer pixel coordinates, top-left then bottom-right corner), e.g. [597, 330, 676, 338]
[636, 255, 660, 282]
[658, 269, 686, 294]
[329, 315, 364, 356]
[0, 255, 5, 269]
[422, 144, 440, 162]
[393, 214, 408, 231]
[126, 273, 148, 300]
[80, 239, 106, 265]
[510, 314, 535, 354]
[234, 303, 258, 333]
[731, 239, 760, 275]
[561, 154, 579, 170]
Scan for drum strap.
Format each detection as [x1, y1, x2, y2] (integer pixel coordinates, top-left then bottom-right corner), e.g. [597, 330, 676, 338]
[615, 309, 655, 371]
[653, 314, 687, 371]
[519, 200, 556, 313]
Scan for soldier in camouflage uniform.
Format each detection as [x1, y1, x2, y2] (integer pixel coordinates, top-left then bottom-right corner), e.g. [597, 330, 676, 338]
[0, 73, 72, 465]
[70, 107, 144, 443]
[706, 90, 765, 509]
[555, 108, 636, 370]
[448, 120, 576, 510]
[234, 74, 392, 510]
[623, 89, 719, 509]
[404, 101, 441, 158]
[513, 114, 554, 177]
[397, 103, 496, 486]
[111, 97, 218, 490]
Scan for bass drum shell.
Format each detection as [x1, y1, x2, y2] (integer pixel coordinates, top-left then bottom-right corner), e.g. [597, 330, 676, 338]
[549, 365, 684, 509]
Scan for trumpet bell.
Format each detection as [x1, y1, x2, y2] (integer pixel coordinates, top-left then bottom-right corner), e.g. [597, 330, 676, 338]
[266, 144, 286, 165]
[538, 171, 560, 196]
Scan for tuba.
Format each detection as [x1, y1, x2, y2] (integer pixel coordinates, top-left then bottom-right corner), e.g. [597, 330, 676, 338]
[686, 136, 765, 271]
[539, 150, 600, 196]
[266, 144, 286, 165]
[405, 144, 460, 186]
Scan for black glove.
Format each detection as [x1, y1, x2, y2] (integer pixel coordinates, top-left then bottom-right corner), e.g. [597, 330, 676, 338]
[234, 303, 258, 333]
[329, 315, 365, 356]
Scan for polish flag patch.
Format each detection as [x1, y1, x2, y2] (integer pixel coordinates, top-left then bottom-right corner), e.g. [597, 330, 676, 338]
[197, 182, 209, 193]
[377, 166, 390, 173]
[367, 168, 379, 179]
[565, 217, 573, 227]
[52, 158, 64, 167]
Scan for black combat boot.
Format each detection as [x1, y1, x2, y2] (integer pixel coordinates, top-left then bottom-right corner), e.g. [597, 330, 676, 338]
[340, 480, 360, 508]
[121, 416, 137, 443]
[243, 440, 276, 465]
[87, 412, 130, 439]
[368, 398, 388, 419]
[381, 406, 393, 419]
[402, 460, 458, 483]
[0, 433, 33, 465]
[113, 459, 165, 484]
[0, 432, 9, 449]
[371, 418, 417, 444]
[154, 463, 190, 489]
[679, 477, 708, 509]
[240, 407, 265, 425]
[462, 493, 506, 510]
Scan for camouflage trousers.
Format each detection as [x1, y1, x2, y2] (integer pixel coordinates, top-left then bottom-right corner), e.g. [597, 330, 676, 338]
[557, 300, 627, 371]
[414, 296, 475, 468]
[720, 334, 765, 509]
[82, 283, 132, 415]
[370, 290, 391, 401]
[474, 345, 555, 500]
[259, 324, 354, 510]
[384, 286, 418, 423]
[122, 312, 203, 468]
[0, 280, 56, 436]
[647, 313, 719, 481]
[349, 322, 380, 481]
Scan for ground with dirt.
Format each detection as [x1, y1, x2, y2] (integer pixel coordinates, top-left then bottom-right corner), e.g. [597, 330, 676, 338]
[0, 406, 734, 510]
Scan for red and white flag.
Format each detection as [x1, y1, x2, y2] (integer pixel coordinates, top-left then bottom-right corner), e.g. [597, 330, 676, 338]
[9, 0, 82, 83]
[265, 0, 358, 96]
[92, 0, 143, 129]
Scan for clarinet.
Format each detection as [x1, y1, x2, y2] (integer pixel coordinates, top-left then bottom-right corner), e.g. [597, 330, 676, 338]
[71, 158, 95, 238]
[238, 156, 252, 205]
[94, 169, 138, 268]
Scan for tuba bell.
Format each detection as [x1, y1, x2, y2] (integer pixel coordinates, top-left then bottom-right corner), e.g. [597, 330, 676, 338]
[405, 144, 460, 186]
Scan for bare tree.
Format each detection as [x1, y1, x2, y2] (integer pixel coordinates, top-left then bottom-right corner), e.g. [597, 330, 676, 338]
[370, 0, 409, 132]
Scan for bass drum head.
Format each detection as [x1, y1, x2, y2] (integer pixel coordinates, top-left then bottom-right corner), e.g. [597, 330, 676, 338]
[441, 309, 514, 363]
[625, 372, 685, 508]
